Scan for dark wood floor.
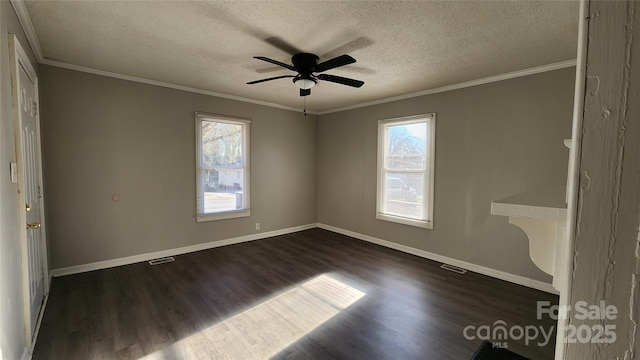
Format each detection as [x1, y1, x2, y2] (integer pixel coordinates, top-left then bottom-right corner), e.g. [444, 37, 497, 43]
[33, 229, 558, 359]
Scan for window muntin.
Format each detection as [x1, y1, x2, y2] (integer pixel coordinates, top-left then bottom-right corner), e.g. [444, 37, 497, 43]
[196, 113, 250, 222]
[377, 114, 435, 229]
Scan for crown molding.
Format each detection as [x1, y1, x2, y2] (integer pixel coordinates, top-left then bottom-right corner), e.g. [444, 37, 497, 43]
[41, 59, 313, 114]
[9, 0, 311, 114]
[317, 59, 577, 115]
[11, 0, 576, 116]
[10, 0, 44, 62]
[42, 58, 576, 116]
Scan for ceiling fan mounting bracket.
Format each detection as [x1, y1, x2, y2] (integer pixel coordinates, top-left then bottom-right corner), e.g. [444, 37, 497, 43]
[291, 53, 319, 75]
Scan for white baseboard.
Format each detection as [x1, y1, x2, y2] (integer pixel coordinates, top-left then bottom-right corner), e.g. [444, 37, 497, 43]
[51, 224, 317, 277]
[28, 292, 48, 353]
[317, 223, 559, 295]
[50, 222, 557, 295]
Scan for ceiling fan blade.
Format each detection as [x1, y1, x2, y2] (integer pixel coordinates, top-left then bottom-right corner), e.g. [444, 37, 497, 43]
[321, 37, 374, 60]
[247, 75, 295, 85]
[253, 56, 296, 71]
[300, 88, 311, 97]
[264, 37, 302, 55]
[314, 54, 356, 73]
[317, 74, 364, 88]
[256, 65, 287, 74]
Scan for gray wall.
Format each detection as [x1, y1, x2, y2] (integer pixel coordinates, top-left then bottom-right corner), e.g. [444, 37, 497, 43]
[0, 2, 39, 359]
[40, 65, 574, 284]
[40, 65, 317, 269]
[317, 67, 575, 282]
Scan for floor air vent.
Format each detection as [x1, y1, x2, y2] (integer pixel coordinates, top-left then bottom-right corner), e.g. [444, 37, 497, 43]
[148, 257, 175, 265]
[440, 263, 467, 274]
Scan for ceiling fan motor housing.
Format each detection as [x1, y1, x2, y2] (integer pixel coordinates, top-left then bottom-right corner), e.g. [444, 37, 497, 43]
[292, 53, 320, 87]
[292, 53, 320, 75]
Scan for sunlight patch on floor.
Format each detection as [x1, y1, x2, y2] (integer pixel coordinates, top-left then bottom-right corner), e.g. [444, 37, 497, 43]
[139, 274, 365, 360]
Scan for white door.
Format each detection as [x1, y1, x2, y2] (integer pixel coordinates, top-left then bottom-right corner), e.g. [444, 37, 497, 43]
[10, 35, 48, 347]
[18, 62, 45, 338]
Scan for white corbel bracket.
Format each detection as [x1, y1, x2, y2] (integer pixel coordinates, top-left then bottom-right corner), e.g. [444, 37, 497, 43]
[491, 185, 567, 290]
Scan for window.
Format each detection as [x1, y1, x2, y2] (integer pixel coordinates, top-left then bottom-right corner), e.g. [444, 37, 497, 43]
[377, 114, 435, 229]
[196, 113, 250, 222]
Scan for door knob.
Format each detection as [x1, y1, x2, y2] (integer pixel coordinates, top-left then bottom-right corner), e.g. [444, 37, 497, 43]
[27, 222, 41, 229]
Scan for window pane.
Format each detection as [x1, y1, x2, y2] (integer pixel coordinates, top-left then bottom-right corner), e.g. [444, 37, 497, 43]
[385, 122, 427, 170]
[201, 121, 244, 168]
[383, 172, 425, 220]
[201, 120, 245, 214]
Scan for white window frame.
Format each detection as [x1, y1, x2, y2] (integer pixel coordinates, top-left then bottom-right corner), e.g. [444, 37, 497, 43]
[195, 112, 251, 222]
[377, 114, 436, 229]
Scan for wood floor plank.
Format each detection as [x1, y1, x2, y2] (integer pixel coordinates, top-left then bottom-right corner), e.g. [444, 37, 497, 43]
[32, 229, 558, 359]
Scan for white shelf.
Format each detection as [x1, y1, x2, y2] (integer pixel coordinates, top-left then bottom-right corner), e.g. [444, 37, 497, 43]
[491, 185, 567, 220]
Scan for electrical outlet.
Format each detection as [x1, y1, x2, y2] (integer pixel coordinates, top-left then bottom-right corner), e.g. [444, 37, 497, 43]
[256, 223, 260, 231]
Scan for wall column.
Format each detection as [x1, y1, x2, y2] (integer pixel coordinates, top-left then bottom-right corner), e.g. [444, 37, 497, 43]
[565, 0, 640, 358]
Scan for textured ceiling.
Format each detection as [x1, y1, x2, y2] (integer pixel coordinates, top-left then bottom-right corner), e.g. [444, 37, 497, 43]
[24, 1, 579, 113]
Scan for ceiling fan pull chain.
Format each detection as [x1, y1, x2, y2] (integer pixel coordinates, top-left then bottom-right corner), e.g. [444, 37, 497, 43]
[304, 96, 307, 116]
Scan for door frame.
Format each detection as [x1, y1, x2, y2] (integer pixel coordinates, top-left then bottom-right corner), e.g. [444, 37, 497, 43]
[554, 0, 588, 358]
[8, 33, 49, 350]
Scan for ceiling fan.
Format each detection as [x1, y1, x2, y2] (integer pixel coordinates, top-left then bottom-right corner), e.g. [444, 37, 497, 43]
[247, 53, 364, 96]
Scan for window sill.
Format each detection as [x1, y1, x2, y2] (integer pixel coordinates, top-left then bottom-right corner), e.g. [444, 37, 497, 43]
[197, 209, 251, 222]
[376, 213, 432, 229]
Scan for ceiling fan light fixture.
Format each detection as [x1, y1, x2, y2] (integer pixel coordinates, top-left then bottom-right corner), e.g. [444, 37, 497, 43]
[294, 77, 317, 90]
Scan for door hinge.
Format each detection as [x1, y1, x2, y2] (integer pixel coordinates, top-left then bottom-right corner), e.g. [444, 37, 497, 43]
[37, 185, 42, 199]
[32, 101, 38, 116]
